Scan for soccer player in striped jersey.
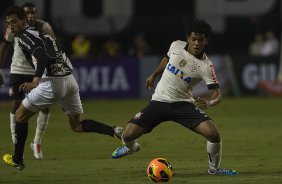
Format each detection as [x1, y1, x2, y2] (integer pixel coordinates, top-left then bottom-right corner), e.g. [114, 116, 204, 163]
[2, 5, 124, 170]
[0, 2, 55, 160]
[112, 19, 238, 176]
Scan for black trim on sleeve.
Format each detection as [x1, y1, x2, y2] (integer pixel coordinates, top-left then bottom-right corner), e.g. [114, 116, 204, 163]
[207, 83, 220, 89]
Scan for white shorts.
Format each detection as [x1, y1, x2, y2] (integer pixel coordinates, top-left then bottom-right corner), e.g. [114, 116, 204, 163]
[22, 74, 83, 115]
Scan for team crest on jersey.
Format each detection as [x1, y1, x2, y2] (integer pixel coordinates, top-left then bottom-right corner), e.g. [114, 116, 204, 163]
[134, 112, 143, 119]
[190, 63, 198, 72]
[179, 59, 187, 67]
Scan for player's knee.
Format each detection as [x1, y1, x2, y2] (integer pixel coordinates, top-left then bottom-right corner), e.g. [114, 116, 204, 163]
[122, 129, 136, 141]
[207, 132, 221, 143]
[68, 114, 82, 132]
[70, 123, 83, 132]
[122, 133, 135, 142]
[122, 124, 143, 141]
[15, 109, 29, 122]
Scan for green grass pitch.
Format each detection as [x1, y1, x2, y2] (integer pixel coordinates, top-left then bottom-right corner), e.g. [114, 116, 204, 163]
[0, 97, 281, 183]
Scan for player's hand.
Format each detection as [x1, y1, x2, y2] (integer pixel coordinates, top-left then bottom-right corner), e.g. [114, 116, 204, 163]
[19, 77, 40, 92]
[146, 75, 156, 90]
[0, 74, 4, 88]
[195, 97, 210, 109]
[19, 82, 37, 92]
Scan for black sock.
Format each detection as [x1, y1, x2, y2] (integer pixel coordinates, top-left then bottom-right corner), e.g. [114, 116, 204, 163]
[13, 122, 28, 163]
[81, 119, 114, 137]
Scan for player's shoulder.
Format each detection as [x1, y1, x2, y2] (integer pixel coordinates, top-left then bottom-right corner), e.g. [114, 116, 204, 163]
[35, 19, 51, 30]
[24, 26, 41, 37]
[198, 54, 215, 73]
[36, 19, 46, 24]
[35, 19, 48, 27]
[170, 40, 187, 49]
[203, 53, 213, 64]
[18, 26, 42, 45]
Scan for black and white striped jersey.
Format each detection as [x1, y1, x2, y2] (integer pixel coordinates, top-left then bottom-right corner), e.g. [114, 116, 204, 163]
[17, 26, 73, 77]
[4, 19, 55, 75]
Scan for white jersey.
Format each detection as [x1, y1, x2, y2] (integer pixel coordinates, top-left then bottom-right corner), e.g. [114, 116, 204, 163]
[4, 19, 53, 75]
[152, 40, 219, 103]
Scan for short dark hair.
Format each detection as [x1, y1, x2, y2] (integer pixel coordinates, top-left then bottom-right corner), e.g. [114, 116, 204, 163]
[187, 19, 212, 39]
[4, 5, 26, 20]
[22, 2, 36, 9]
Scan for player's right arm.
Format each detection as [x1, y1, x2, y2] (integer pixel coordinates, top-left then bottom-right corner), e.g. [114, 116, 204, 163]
[42, 22, 56, 40]
[146, 56, 168, 90]
[0, 42, 9, 87]
[0, 27, 13, 87]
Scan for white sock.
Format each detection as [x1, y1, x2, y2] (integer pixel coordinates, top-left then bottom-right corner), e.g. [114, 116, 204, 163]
[34, 111, 50, 144]
[10, 113, 16, 144]
[121, 133, 140, 152]
[207, 140, 222, 171]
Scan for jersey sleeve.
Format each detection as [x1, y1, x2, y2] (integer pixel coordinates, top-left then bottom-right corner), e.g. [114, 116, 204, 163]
[18, 33, 43, 56]
[167, 41, 177, 57]
[201, 61, 220, 89]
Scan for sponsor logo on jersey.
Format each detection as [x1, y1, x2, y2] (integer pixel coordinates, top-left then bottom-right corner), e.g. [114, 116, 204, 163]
[167, 63, 192, 83]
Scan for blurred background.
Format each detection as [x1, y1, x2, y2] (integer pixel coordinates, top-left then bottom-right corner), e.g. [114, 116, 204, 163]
[1, 0, 281, 100]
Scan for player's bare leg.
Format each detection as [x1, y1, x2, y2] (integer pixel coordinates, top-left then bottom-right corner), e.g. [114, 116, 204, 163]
[192, 120, 238, 175]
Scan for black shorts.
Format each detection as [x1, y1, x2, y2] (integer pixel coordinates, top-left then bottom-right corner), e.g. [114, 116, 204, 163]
[9, 74, 34, 100]
[129, 100, 211, 132]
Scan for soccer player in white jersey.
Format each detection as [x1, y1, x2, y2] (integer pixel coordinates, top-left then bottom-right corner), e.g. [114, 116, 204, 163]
[2, 6, 124, 170]
[0, 3, 56, 160]
[112, 19, 238, 176]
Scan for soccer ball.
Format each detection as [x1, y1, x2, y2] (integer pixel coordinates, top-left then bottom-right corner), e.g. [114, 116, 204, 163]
[146, 158, 173, 183]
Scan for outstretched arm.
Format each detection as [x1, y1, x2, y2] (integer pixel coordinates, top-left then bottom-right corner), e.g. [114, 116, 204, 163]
[195, 88, 222, 109]
[146, 56, 168, 89]
[0, 42, 9, 87]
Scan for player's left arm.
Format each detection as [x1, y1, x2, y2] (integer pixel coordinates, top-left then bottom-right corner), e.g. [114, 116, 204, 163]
[19, 48, 48, 92]
[195, 62, 221, 109]
[195, 88, 221, 109]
